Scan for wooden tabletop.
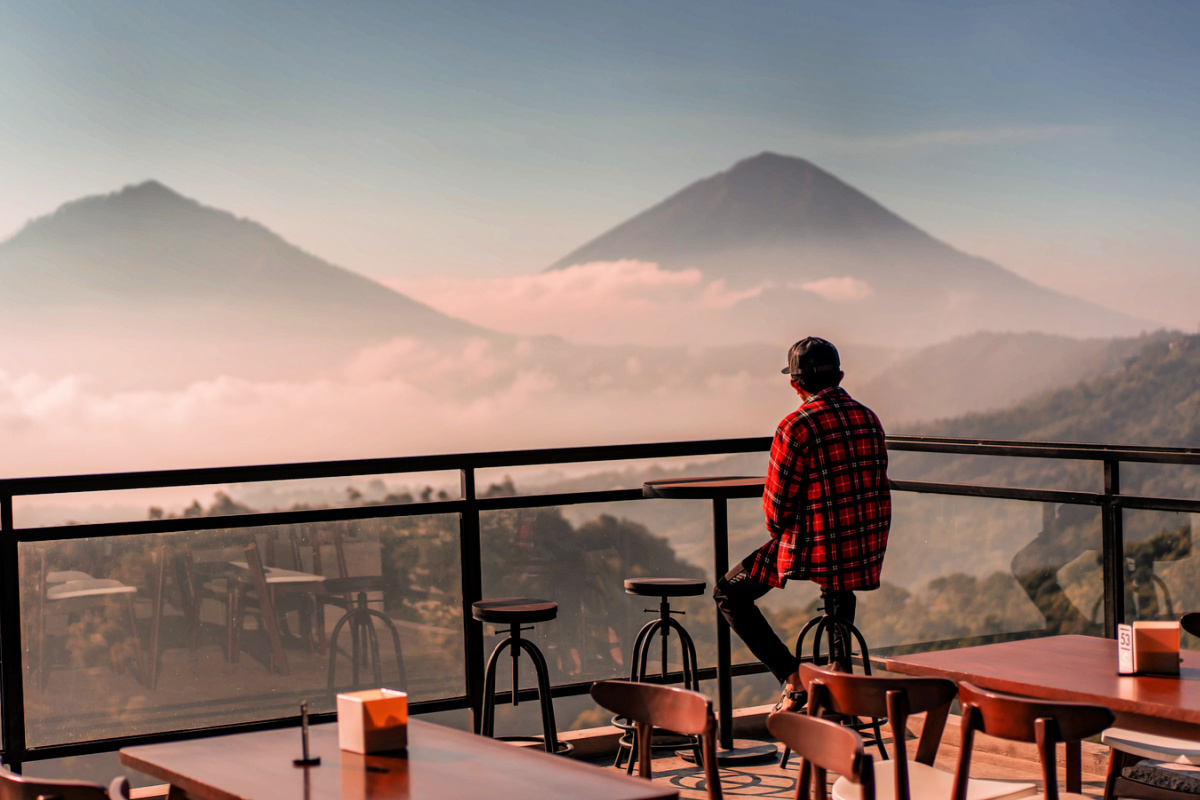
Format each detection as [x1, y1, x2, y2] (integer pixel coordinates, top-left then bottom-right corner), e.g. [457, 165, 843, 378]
[642, 476, 765, 500]
[120, 719, 677, 800]
[885, 634, 1200, 735]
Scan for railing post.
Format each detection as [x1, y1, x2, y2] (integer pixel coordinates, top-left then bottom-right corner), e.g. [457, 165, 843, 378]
[1101, 459, 1124, 638]
[0, 493, 27, 768]
[459, 468, 485, 733]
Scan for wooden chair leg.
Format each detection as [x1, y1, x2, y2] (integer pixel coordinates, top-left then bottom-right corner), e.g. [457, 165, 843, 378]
[147, 548, 166, 690]
[1104, 748, 1126, 800]
[230, 586, 244, 664]
[125, 594, 147, 685]
[260, 587, 289, 675]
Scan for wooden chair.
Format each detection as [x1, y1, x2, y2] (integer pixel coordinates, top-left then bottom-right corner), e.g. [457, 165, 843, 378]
[590, 680, 722, 799]
[35, 555, 145, 691]
[1102, 613, 1200, 800]
[0, 762, 131, 800]
[230, 542, 292, 675]
[955, 681, 1115, 800]
[768, 710, 875, 800]
[798, 663, 1036, 800]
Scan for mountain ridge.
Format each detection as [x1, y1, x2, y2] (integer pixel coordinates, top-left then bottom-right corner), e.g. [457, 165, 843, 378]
[547, 152, 1151, 346]
[0, 180, 492, 341]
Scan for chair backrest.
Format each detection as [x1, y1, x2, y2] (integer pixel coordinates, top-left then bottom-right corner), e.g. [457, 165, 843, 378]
[768, 711, 874, 800]
[799, 663, 956, 800]
[953, 681, 1115, 800]
[0, 763, 129, 800]
[1181, 612, 1200, 639]
[590, 680, 722, 800]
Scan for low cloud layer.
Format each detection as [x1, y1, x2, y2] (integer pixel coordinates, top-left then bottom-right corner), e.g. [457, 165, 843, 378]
[387, 260, 767, 346]
[0, 337, 793, 479]
[795, 276, 872, 302]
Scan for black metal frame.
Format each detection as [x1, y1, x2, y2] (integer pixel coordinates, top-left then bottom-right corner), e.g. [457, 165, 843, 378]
[1, 434, 1198, 768]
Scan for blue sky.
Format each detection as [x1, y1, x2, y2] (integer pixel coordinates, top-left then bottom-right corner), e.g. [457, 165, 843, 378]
[2, 0, 1198, 321]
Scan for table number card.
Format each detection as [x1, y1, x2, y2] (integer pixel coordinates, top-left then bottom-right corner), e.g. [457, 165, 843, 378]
[1117, 623, 1135, 675]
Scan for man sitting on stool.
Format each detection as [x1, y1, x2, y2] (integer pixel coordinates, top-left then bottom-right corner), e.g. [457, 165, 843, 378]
[713, 336, 891, 711]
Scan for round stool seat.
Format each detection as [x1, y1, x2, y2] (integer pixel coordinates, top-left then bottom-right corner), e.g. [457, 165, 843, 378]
[623, 578, 706, 597]
[472, 597, 558, 624]
[322, 575, 387, 595]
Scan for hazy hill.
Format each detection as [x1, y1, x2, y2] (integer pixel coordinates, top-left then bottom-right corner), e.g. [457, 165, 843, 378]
[860, 330, 1176, 427]
[933, 334, 1200, 448]
[551, 153, 1150, 347]
[887, 334, 1200, 512]
[0, 181, 496, 385]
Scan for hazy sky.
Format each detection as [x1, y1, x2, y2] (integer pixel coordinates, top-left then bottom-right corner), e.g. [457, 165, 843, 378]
[2, 0, 1199, 322]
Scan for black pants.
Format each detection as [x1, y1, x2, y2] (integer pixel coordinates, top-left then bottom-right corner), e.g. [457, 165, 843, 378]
[712, 557, 856, 684]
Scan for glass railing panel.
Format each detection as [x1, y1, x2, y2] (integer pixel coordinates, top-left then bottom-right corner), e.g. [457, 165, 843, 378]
[1120, 509, 1196, 628]
[13, 471, 462, 528]
[478, 499, 716, 735]
[20, 514, 463, 747]
[858, 493, 1103, 656]
[1122, 462, 1200, 503]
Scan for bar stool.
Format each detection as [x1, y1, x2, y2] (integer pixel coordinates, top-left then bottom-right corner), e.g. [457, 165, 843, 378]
[614, 577, 705, 772]
[325, 576, 406, 693]
[473, 597, 571, 755]
[781, 586, 886, 767]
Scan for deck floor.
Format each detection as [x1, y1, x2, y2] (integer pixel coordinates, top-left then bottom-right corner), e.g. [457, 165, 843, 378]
[591, 730, 1108, 800]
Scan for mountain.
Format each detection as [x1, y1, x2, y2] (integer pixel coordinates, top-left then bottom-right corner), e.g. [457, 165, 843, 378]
[857, 330, 1176, 427]
[550, 153, 1153, 347]
[0, 182, 497, 386]
[932, 334, 1200, 449]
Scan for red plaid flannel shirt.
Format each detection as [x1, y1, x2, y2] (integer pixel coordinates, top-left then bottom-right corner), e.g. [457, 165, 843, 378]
[745, 386, 891, 590]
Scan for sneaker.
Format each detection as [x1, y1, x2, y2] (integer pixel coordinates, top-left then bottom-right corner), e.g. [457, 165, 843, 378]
[772, 686, 807, 714]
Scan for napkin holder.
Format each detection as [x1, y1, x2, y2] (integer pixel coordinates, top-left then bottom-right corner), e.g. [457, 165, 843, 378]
[1118, 621, 1181, 676]
[337, 688, 408, 754]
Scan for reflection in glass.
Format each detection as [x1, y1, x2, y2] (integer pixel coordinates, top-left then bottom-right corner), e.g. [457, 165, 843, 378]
[21, 514, 463, 747]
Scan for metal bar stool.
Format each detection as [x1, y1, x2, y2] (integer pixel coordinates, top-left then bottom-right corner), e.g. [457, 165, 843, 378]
[325, 575, 405, 693]
[473, 597, 571, 755]
[614, 577, 705, 772]
[781, 586, 887, 768]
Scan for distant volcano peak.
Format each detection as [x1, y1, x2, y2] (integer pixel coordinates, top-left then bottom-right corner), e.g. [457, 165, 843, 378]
[549, 152, 927, 271]
[114, 179, 188, 203]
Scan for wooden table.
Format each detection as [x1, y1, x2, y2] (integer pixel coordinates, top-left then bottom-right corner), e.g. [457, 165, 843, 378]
[642, 476, 773, 764]
[120, 719, 677, 800]
[885, 635, 1200, 792]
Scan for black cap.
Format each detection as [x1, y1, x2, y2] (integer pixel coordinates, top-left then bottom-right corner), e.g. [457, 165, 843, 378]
[782, 337, 840, 377]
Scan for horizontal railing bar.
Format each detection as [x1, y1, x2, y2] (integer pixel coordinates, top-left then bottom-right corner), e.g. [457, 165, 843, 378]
[9, 489, 651, 537]
[1117, 495, 1200, 514]
[890, 479, 1105, 506]
[0, 438, 772, 497]
[8, 500, 467, 540]
[888, 435, 1200, 465]
[6, 695, 470, 764]
[7, 435, 1200, 500]
[21, 480, 1196, 541]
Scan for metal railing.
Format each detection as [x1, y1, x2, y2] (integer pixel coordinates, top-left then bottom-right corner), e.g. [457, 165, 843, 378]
[1, 434, 1199, 768]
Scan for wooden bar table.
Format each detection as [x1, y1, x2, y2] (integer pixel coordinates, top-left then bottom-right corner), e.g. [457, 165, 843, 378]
[885, 634, 1200, 793]
[120, 719, 677, 800]
[642, 476, 776, 764]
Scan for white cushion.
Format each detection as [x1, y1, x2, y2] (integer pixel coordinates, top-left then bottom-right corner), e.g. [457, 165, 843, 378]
[833, 760, 1037, 800]
[1103, 727, 1200, 764]
[47, 579, 136, 600]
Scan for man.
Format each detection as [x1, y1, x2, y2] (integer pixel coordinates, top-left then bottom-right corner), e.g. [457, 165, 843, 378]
[713, 336, 890, 709]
